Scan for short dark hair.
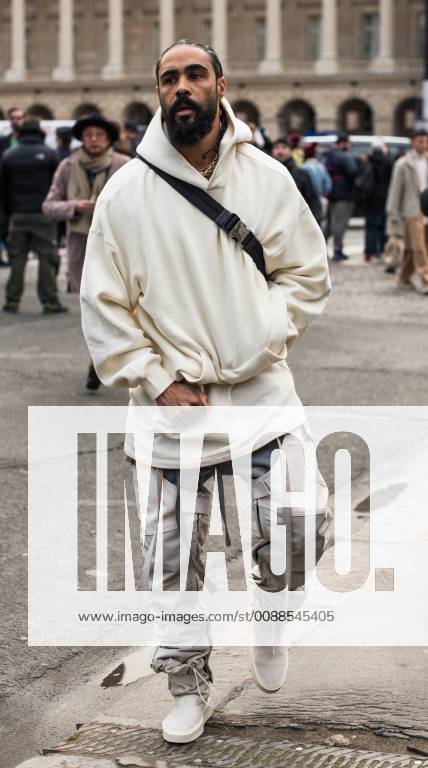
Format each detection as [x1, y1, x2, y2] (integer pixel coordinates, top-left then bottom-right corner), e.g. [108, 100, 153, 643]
[272, 137, 291, 149]
[336, 131, 350, 144]
[7, 106, 22, 118]
[411, 128, 428, 140]
[155, 39, 223, 83]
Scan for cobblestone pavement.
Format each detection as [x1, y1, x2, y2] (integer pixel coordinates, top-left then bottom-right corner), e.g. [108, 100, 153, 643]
[43, 723, 428, 768]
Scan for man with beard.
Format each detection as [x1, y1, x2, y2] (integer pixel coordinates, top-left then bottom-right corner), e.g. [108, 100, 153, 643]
[81, 41, 331, 744]
[0, 106, 24, 158]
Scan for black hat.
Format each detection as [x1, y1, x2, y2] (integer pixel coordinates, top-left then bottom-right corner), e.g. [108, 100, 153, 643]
[72, 113, 119, 144]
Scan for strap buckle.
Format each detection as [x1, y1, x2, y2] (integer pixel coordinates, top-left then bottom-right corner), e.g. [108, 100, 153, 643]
[229, 219, 250, 245]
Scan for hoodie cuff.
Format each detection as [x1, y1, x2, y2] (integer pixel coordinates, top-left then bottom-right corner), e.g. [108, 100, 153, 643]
[143, 361, 175, 401]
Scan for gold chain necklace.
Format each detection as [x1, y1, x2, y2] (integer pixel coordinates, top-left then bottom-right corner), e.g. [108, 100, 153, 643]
[199, 151, 219, 179]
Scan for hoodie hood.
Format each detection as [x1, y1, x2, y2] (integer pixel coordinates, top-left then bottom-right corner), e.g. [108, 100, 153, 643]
[136, 97, 252, 190]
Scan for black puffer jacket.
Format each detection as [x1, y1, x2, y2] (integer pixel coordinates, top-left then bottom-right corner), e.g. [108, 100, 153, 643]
[0, 124, 58, 215]
[323, 147, 358, 201]
[363, 149, 393, 214]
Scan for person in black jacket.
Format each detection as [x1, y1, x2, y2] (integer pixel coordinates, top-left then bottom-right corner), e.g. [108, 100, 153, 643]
[272, 138, 322, 223]
[0, 107, 24, 265]
[360, 144, 393, 262]
[0, 121, 67, 313]
[323, 132, 359, 261]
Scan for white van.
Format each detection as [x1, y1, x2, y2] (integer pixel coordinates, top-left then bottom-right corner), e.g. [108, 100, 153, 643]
[303, 134, 410, 159]
[0, 119, 78, 150]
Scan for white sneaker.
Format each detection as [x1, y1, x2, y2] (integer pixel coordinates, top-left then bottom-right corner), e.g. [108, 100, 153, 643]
[410, 272, 428, 294]
[251, 645, 289, 693]
[162, 694, 212, 743]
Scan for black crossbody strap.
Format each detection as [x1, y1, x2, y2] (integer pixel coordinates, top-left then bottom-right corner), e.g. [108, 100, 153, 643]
[136, 153, 267, 280]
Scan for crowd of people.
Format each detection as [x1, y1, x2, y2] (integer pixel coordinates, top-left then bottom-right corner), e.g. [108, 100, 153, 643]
[248, 122, 428, 292]
[1, 105, 428, 352]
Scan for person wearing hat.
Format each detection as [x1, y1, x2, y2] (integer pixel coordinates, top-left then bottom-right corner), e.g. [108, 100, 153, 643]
[43, 114, 129, 294]
[0, 120, 67, 314]
[43, 114, 129, 387]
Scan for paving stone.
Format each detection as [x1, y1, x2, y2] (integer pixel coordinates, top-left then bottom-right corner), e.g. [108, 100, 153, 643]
[46, 724, 428, 768]
[17, 756, 116, 768]
[212, 648, 428, 741]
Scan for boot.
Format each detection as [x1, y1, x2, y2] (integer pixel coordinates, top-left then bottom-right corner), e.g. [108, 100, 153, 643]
[249, 587, 290, 694]
[86, 363, 101, 391]
[251, 645, 289, 693]
[162, 693, 212, 744]
[42, 302, 69, 314]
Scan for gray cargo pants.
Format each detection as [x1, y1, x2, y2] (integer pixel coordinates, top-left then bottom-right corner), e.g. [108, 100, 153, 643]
[134, 426, 331, 698]
[326, 200, 355, 253]
[6, 213, 60, 307]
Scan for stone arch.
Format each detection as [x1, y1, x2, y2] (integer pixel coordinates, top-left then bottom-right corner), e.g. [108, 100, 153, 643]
[394, 98, 422, 137]
[338, 98, 373, 135]
[278, 99, 316, 134]
[25, 103, 55, 120]
[232, 100, 261, 126]
[72, 102, 101, 119]
[123, 101, 153, 127]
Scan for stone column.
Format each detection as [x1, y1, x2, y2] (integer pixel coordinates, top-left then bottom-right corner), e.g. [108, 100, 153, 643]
[373, 0, 395, 71]
[259, 0, 283, 74]
[315, 0, 338, 75]
[160, 0, 175, 54]
[102, 0, 124, 79]
[52, 0, 74, 81]
[212, 0, 228, 70]
[5, 0, 26, 81]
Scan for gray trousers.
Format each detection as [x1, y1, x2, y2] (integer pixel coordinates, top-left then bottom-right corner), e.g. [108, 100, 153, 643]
[326, 200, 355, 253]
[135, 428, 331, 697]
[6, 213, 60, 306]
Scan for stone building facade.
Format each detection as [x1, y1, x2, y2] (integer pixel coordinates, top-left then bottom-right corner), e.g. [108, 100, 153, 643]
[0, 0, 424, 138]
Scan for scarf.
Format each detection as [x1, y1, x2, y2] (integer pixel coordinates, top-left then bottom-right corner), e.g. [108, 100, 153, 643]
[67, 147, 113, 235]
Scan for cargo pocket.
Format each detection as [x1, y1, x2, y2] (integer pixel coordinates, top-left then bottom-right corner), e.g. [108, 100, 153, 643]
[251, 441, 332, 592]
[133, 467, 180, 591]
[186, 491, 211, 591]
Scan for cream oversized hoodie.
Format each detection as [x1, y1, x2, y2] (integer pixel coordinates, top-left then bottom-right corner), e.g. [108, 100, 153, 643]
[80, 99, 331, 466]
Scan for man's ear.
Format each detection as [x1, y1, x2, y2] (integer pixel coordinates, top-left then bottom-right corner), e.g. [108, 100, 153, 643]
[218, 76, 227, 99]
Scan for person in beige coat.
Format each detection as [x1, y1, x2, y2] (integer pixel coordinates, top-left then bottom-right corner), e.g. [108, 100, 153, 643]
[43, 113, 129, 387]
[387, 129, 428, 293]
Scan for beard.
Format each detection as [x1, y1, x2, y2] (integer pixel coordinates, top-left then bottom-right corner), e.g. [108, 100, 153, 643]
[161, 93, 218, 147]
